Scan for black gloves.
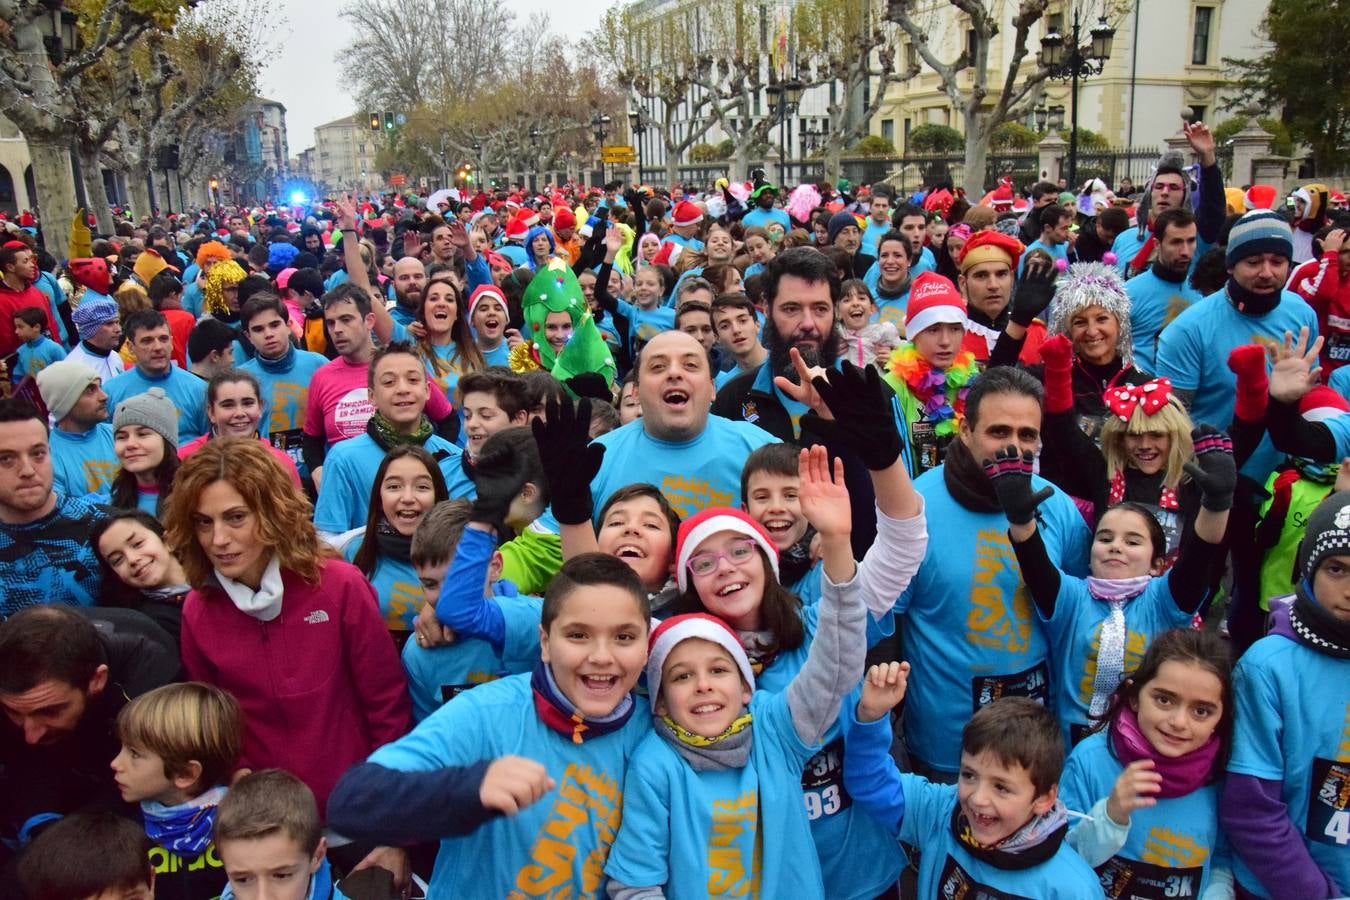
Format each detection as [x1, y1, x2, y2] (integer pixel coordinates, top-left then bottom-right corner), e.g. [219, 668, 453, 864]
[982, 444, 1053, 525]
[1184, 425, 1236, 512]
[531, 398, 606, 526]
[800, 360, 903, 471]
[1009, 257, 1057, 327]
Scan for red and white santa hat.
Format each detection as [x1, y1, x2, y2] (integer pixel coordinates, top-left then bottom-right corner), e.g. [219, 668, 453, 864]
[504, 210, 533, 241]
[671, 200, 704, 228]
[1300, 385, 1350, 423]
[646, 613, 755, 711]
[674, 507, 779, 592]
[652, 240, 683, 269]
[468, 284, 508, 319]
[904, 271, 968, 337]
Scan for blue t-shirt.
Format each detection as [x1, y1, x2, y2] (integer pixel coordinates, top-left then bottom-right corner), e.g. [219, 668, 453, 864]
[365, 673, 652, 898]
[103, 364, 209, 444]
[1227, 629, 1350, 895]
[341, 534, 426, 632]
[1125, 269, 1203, 374]
[312, 433, 474, 534]
[1040, 575, 1193, 743]
[0, 494, 105, 614]
[14, 336, 66, 379]
[1331, 366, 1350, 401]
[605, 690, 824, 898]
[861, 220, 892, 257]
[1018, 238, 1069, 275]
[239, 346, 330, 477]
[842, 710, 1102, 897]
[869, 284, 912, 331]
[1062, 730, 1230, 898]
[181, 278, 204, 318]
[1155, 290, 1319, 430]
[612, 299, 676, 354]
[48, 424, 118, 497]
[743, 207, 792, 232]
[895, 468, 1091, 772]
[481, 341, 511, 368]
[401, 581, 542, 722]
[33, 271, 70, 345]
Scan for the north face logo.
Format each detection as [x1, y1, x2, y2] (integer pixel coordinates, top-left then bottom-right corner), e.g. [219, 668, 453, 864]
[303, 610, 329, 625]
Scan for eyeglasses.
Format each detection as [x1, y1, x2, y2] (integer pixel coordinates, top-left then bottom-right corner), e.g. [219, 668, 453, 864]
[687, 538, 759, 578]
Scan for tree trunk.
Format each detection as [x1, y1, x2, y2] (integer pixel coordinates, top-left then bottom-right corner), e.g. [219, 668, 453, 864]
[824, 142, 844, 187]
[27, 138, 79, 260]
[730, 143, 750, 183]
[664, 142, 680, 187]
[128, 167, 152, 220]
[962, 112, 992, 196]
[79, 147, 114, 235]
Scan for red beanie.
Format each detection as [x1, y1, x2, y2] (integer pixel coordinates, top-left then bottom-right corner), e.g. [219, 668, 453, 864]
[552, 207, 576, 231]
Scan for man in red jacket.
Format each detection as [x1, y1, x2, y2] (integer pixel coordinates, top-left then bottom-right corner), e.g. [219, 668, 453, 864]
[0, 241, 59, 361]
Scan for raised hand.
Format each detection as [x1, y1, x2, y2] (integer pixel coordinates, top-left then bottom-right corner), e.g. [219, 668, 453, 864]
[447, 219, 472, 253]
[1268, 326, 1324, 404]
[799, 359, 903, 471]
[772, 347, 830, 416]
[530, 398, 604, 525]
[797, 444, 851, 539]
[1038, 332, 1073, 370]
[479, 756, 556, 816]
[402, 229, 423, 259]
[335, 193, 359, 231]
[603, 223, 625, 260]
[1183, 425, 1236, 511]
[858, 661, 911, 723]
[1106, 759, 1162, 826]
[983, 444, 1053, 525]
[1182, 119, 1217, 168]
[1010, 256, 1057, 327]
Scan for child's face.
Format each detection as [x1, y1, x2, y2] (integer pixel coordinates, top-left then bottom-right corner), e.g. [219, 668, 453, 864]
[597, 495, 674, 591]
[838, 289, 874, 331]
[380, 455, 438, 537]
[461, 389, 523, 459]
[1090, 507, 1163, 580]
[744, 470, 807, 551]
[745, 235, 772, 264]
[471, 297, 508, 343]
[110, 743, 186, 805]
[13, 318, 39, 343]
[1122, 429, 1170, 476]
[679, 310, 716, 351]
[655, 638, 751, 738]
[1313, 554, 1350, 622]
[689, 531, 768, 631]
[634, 269, 663, 308]
[1129, 659, 1224, 757]
[97, 519, 177, 590]
[539, 584, 648, 719]
[911, 322, 965, 371]
[219, 834, 324, 900]
[957, 750, 1057, 847]
[578, 272, 597, 302]
[415, 559, 449, 609]
[84, 885, 153, 900]
[617, 381, 642, 423]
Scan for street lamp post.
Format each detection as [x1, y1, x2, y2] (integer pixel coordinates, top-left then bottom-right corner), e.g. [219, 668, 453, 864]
[628, 110, 646, 182]
[528, 128, 541, 192]
[472, 142, 483, 188]
[1039, 10, 1115, 189]
[590, 113, 611, 186]
[766, 78, 804, 184]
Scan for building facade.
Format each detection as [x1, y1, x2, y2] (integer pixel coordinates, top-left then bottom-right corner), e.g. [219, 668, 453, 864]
[872, 0, 1270, 153]
[314, 115, 381, 193]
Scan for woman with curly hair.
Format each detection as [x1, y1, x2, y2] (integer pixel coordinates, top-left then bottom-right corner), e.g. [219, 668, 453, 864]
[164, 438, 411, 826]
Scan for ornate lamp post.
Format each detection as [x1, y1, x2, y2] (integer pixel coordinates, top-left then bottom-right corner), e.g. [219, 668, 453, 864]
[591, 113, 611, 185]
[1040, 10, 1115, 188]
[628, 109, 647, 181]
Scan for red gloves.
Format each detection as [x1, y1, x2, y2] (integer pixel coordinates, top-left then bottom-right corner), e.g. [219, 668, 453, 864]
[1039, 333, 1075, 414]
[1228, 344, 1269, 423]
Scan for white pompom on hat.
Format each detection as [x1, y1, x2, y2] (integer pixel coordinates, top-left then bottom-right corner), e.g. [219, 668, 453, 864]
[646, 613, 755, 711]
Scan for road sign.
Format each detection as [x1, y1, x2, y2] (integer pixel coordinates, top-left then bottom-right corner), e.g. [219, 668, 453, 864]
[601, 145, 637, 163]
[390, 173, 407, 186]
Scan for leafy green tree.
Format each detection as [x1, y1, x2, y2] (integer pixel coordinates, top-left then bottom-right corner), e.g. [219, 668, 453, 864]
[851, 135, 896, 156]
[991, 122, 1037, 149]
[907, 123, 963, 153]
[1213, 116, 1296, 159]
[1224, 0, 1350, 173]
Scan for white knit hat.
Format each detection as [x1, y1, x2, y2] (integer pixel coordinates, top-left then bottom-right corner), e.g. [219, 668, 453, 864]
[646, 613, 755, 711]
[35, 360, 99, 422]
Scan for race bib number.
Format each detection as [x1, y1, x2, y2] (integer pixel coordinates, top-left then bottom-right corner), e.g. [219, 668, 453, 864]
[936, 856, 1033, 899]
[971, 662, 1050, 711]
[269, 427, 305, 468]
[1327, 331, 1350, 363]
[800, 736, 851, 821]
[439, 683, 482, 704]
[1306, 756, 1350, 847]
[911, 421, 952, 474]
[1097, 857, 1202, 899]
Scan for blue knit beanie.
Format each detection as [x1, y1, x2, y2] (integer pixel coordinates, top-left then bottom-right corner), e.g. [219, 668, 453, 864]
[827, 211, 860, 245]
[267, 241, 299, 274]
[1226, 209, 1293, 267]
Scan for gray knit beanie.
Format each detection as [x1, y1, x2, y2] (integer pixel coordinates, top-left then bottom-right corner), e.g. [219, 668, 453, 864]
[111, 387, 179, 447]
[1298, 490, 1350, 580]
[35, 359, 99, 422]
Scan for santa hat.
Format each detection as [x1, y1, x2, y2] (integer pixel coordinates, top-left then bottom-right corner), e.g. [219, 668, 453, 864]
[674, 507, 779, 592]
[652, 240, 683, 269]
[504, 210, 532, 242]
[520, 208, 541, 228]
[671, 201, 703, 228]
[552, 206, 576, 231]
[905, 272, 967, 336]
[468, 284, 507, 319]
[1300, 386, 1350, 423]
[1244, 184, 1277, 210]
[646, 613, 755, 711]
[959, 230, 1024, 273]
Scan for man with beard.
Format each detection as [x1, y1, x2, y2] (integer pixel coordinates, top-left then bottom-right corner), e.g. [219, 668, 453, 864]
[742, 183, 790, 231]
[1156, 209, 1318, 430]
[712, 246, 905, 553]
[35, 361, 117, 497]
[390, 256, 427, 327]
[1125, 207, 1202, 372]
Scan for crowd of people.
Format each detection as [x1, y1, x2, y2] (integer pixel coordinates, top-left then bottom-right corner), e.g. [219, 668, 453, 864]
[1, 115, 1349, 899]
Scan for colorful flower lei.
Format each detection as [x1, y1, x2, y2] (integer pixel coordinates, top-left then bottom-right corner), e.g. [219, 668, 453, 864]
[886, 344, 979, 437]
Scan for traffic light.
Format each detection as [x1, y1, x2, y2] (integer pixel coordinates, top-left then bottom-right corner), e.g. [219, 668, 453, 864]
[369, 112, 380, 131]
[383, 112, 394, 131]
